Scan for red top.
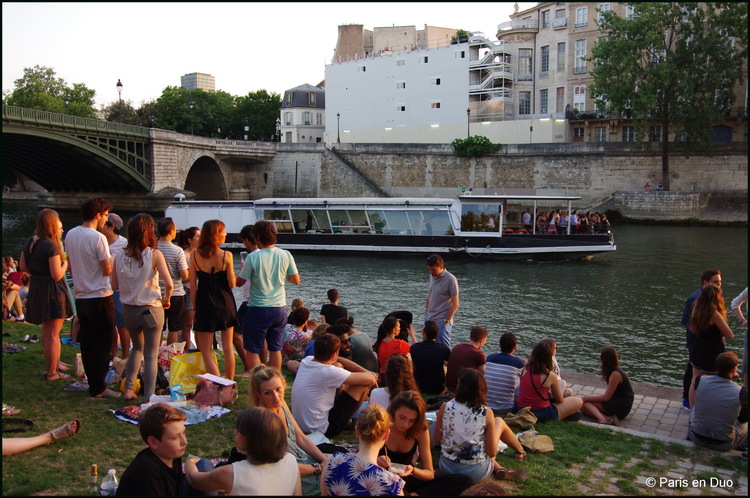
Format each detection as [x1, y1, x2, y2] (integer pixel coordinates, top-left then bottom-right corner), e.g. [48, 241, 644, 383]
[517, 370, 551, 410]
[377, 339, 411, 379]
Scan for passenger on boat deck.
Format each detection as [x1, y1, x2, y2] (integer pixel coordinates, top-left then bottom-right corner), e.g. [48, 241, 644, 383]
[522, 208, 532, 231]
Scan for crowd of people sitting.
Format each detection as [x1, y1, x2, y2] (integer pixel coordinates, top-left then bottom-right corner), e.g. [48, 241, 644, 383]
[3, 198, 746, 495]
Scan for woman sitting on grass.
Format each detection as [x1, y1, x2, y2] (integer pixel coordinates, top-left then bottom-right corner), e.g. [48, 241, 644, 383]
[321, 404, 405, 496]
[369, 354, 418, 409]
[185, 407, 301, 495]
[373, 316, 410, 383]
[377, 391, 472, 495]
[516, 341, 583, 422]
[581, 346, 634, 425]
[434, 368, 528, 484]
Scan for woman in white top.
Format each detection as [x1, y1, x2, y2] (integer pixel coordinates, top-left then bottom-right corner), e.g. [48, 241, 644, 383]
[186, 406, 301, 495]
[112, 214, 173, 401]
[369, 354, 418, 409]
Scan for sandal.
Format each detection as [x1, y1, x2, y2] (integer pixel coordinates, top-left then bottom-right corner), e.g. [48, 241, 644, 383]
[494, 468, 530, 481]
[45, 372, 71, 381]
[515, 451, 527, 462]
[2, 403, 21, 416]
[48, 420, 80, 443]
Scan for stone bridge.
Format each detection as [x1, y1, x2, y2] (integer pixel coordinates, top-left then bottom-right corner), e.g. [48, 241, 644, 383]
[2, 105, 276, 202]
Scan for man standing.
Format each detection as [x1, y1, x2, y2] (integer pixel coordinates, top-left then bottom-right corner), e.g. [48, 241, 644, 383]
[522, 208, 532, 232]
[156, 218, 189, 345]
[236, 221, 300, 371]
[424, 254, 459, 348]
[100, 213, 129, 360]
[444, 325, 488, 393]
[65, 197, 120, 398]
[681, 269, 721, 409]
[234, 225, 259, 377]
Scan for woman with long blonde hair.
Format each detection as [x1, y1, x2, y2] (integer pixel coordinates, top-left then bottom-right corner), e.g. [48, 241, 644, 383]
[111, 213, 173, 401]
[20, 209, 74, 381]
[189, 219, 238, 379]
[688, 284, 734, 407]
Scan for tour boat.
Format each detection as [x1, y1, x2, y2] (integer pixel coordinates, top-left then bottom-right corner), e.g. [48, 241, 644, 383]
[165, 194, 616, 261]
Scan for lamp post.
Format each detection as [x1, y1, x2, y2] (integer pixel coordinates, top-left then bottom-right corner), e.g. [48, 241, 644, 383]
[466, 108, 471, 138]
[336, 112, 341, 144]
[116, 79, 123, 103]
[275, 117, 281, 142]
[244, 116, 249, 141]
[64, 95, 70, 107]
[189, 101, 194, 135]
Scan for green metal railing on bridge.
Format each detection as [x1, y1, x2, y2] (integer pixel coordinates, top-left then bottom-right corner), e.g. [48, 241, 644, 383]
[2, 105, 151, 138]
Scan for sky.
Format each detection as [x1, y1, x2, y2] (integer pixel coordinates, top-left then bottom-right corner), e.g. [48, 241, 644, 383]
[2, 2, 536, 108]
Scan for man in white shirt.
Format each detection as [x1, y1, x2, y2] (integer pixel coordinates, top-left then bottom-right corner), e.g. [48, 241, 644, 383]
[156, 217, 189, 345]
[291, 333, 377, 438]
[65, 197, 120, 398]
[100, 212, 129, 360]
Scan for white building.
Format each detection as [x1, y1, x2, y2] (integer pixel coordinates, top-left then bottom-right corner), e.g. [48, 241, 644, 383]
[280, 84, 326, 143]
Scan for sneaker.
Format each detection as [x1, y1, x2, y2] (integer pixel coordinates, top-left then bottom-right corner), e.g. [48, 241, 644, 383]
[681, 399, 690, 411]
[63, 380, 89, 392]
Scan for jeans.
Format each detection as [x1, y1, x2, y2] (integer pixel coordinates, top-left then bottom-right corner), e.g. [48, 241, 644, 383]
[436, 321, 452, 348]
[182, 458, 217, 496]
[122, 304, 165, 400]
[76, 296, 115, 396]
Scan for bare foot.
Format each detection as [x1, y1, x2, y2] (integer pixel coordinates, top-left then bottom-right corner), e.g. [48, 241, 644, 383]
[46, 372, 71, 381]
[93, 388, 122, 399]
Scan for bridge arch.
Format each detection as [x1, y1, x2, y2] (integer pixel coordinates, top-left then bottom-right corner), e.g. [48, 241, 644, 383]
[184, 155, 229, 200]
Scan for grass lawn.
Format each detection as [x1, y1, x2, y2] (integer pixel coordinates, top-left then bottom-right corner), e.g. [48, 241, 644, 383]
[2, 320, 746, 496]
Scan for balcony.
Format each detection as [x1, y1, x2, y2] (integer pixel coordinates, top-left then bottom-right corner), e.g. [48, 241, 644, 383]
[497, 18, 539, 32]
[573, 65, 587, 74]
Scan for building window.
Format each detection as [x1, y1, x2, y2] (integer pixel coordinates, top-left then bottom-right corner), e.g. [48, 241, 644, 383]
[554, 8, 567, 28]
[574, 39, 587, 73]
[455, 50, 466, 58]
[542, 10, 550, 29]
[574, 127, 584, 137]
[308, 93, 316, 106]
[358, 65, 366, 72]
[397, 59, 405, 67]
[397, 105, 406, 112]
[597, 3, 611, 24]
[556, 87, 565, 113]
[649, 126, 662, 142]
[594, 126, 607, 142]
[540, 46, 550, 75]
[304, 112, 311, 125]
[284, 112, 293, 126]
[431, 77, 441, 86]
[420, 56, 429, 64]
[431, 101, 441, 109]
[622, 126, 634, 142]
[519, 91, 531, 115]
[625, 4, 635, 19]
[540, 89, 549, 114]
[396, 81, 406, 89]
[576, 6, 588, 27]
[557, 42, 566, 71]
[518, 48, 532, 80]
[285, 93, 293, 105]
[316, 113, 322, 125]
[574, 85, 586, 112]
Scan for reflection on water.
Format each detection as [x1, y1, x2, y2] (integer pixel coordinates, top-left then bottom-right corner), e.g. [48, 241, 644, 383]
[3, 200, 747, 387]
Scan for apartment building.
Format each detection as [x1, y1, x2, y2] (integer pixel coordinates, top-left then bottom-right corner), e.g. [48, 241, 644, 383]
[280, 84, 326, 143]
[180, 72, 216, 92]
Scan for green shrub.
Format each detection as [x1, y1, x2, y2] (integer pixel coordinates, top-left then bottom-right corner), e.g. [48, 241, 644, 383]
[451, 135, 501, 157]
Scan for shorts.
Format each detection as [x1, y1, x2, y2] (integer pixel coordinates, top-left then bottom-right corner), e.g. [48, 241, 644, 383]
[242, 306, 287, 353]
[530, 404, 559, 422]
[325, 391, 361, 438]
[162, 295, 186, 332]
[113, 290, 125, 328]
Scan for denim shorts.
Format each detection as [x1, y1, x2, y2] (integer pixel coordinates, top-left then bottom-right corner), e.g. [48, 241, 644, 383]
[531, 404, 559, 422]
[438, 455, 493, 484]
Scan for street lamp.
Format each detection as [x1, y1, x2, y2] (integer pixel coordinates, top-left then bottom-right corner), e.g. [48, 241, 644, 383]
[466, 108, 471, 138]
[336, 112, 341, 144]
[275, 117, 281, 142]
[244, 116, 249, 140]
[189, 101, 194, 135]
[64, 95, 70, 107]
[116, 79, 123, 103]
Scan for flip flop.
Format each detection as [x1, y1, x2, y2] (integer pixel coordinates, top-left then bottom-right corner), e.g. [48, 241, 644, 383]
[48, 420, 80, 443]
[45, 372, 71, 381]
[494, 469, 530, 481]
[2, 403, 21, 416]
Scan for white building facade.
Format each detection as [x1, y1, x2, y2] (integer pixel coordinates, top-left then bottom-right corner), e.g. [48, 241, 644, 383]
[280, 84, 326, 143]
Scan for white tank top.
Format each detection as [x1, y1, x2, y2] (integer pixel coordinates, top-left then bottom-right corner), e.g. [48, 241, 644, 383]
[115, 247, 162, 306]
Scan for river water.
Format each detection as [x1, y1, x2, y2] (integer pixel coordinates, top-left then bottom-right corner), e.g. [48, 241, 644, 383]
[3, 199, 747, 388]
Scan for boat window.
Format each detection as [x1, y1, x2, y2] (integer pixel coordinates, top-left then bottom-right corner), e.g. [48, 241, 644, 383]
[290, 209, 329, 233]
[460, 203, 501, 232]
[260, 208, 293, 233]
[328, 210, 370, 233]
[367, 210, 412, 234]
[407, 211, 453, 236]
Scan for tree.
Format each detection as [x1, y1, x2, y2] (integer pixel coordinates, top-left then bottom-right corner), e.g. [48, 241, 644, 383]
[4, 65, 96, 117]
[233, 90, 281, 141]
[590, 2, 747, 190]
[451, 135, 501, 157]
[151, 86, 237, 137]
[451, 29, 470, 44]
[102, 100, 139, 125]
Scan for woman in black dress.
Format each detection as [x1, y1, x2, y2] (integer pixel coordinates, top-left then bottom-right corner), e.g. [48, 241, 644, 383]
[581, 346, 634, 425]
[189, 219, 238, 380]
[20, 209, 73, 381]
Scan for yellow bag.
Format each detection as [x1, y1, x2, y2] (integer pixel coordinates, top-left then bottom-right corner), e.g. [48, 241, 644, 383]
[168, 351, 218, 394]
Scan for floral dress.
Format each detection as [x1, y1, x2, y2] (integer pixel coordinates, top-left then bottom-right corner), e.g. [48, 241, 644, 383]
[323, 452, 405, 496]
[281, 324, 311, 367]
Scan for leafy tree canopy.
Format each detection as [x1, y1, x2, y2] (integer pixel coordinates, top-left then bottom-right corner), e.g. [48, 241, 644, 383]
[3, 65, 96, 117]
[451, 135, 501, 157]
[451, 29, 471, 44]
[589, 2, 747, 190]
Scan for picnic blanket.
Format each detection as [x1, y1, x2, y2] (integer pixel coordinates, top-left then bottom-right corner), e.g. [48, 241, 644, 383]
[109, 405, 231, 425]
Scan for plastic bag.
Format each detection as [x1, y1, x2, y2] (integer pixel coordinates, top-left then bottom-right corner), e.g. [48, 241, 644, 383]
[158, 342, 186, 374]
[168, 351, 217, 394]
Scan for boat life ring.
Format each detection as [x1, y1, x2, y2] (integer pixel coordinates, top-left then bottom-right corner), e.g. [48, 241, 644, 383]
[502, 229, 515, 235]
[516, 229, 529, 235]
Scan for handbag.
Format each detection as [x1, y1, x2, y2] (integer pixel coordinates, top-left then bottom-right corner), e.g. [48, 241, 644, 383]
[503, 406, 538, 432]
[518, 429, 555, 453]
[191, 378, 238, 407]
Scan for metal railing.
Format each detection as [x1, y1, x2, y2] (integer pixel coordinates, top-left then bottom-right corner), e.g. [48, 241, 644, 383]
[497, 19, 539, 32]
[2, 105, 151, 138]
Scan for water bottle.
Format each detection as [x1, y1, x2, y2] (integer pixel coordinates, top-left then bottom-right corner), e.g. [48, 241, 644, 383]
[104, 367, 116, 385]
[99, 469, 118, 496]
[87, 464, 98, 495]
